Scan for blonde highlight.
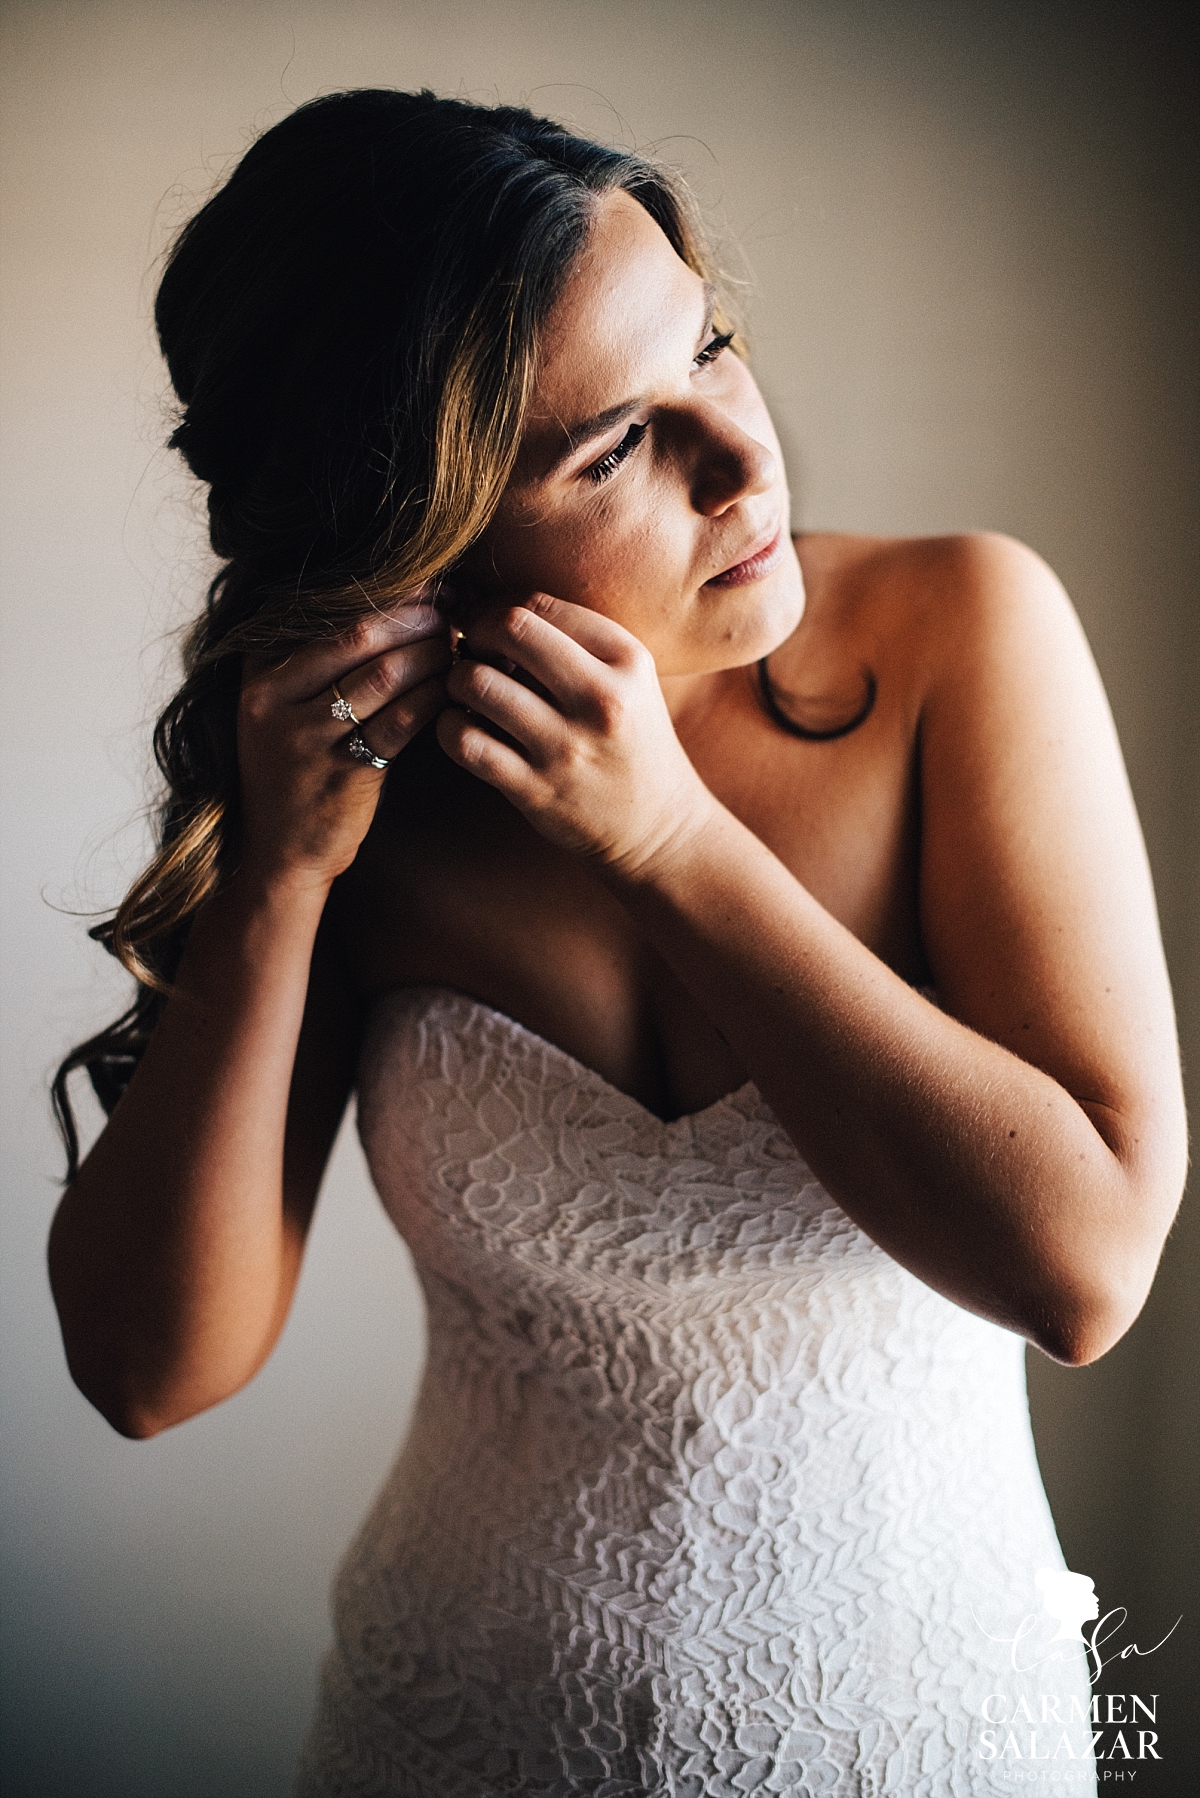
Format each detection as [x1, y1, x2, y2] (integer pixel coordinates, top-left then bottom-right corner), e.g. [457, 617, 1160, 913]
[55, 89, 722, 1175]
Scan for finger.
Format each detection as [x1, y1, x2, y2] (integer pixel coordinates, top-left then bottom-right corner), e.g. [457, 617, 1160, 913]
[436, 704, 542, 802]
[351, 673, 447, 762]
[467, 594, 644, 671]
[517, 590, 647, 664]
[323, 634, 451, 729]
[463, 603, 641, 715]
[249, 599, 449, 705]
[445, 657, 565, 758]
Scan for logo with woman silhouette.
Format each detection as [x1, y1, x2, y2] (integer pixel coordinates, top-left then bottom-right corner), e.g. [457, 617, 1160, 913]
[1035, 1567, 1100, 1642]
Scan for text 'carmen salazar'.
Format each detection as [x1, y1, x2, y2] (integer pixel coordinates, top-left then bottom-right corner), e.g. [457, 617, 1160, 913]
[978, 1692, 1160, 1763]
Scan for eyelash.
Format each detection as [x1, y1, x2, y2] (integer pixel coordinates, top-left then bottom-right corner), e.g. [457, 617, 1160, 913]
[584, 333, 735, 485]
[588, 423, 647, 485]
[693, 329, 735, 368]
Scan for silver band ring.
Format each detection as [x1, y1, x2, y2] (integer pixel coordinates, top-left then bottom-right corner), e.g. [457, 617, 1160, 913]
[330, 682, 361, 726]
[347, 731, 391, 770]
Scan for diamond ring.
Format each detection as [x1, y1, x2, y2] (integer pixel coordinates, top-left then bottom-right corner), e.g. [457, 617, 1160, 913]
[330, 682, 361, 725]
[347, 731, 391, 770]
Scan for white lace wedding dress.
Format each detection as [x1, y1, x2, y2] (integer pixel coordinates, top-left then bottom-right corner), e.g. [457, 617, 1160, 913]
[294, 987, 1096, 1797]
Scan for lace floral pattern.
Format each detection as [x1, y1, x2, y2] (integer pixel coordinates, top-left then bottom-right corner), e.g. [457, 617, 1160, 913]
[294, 989, 1095, 1797]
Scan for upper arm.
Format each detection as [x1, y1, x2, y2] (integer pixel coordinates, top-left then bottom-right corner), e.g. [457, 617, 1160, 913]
[916, 533, 1185, 1214]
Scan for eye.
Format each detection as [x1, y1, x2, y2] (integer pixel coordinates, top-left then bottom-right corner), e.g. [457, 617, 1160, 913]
[693, 330, 735, 369]
[587, 422, 647, 485]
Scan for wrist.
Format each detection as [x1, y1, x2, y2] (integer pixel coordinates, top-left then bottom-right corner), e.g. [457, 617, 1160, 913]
[601, 784, 726, 892]
[229, 858, 337, 916]
[169, 864, 330, 1016]
[184, 863, 332, 971]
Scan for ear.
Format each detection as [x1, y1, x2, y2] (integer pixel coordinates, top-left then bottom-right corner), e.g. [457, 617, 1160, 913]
[435, 554, 516, 631]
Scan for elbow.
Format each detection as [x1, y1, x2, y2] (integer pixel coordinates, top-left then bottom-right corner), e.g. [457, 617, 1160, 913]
[57, 1318, 264, 1436]
[60, 1340, 179, 1439]
[1023, 1155, 1181, 1368]
[49, 1247, 170, 1438]
[48, 1217, 267, 1438]
[65, 1351, 243, 1438]
[98, 1400, 170, 1442]
[1032, 1311, 1123, 1369]
[56, 1318, 274, 1439]
[1027, 1260, 1158, 1369]
[60, 1368, 161, 1439]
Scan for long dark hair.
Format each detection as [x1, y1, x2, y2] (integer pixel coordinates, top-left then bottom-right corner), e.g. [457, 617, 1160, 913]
[53, 88, 873, 1178]
[52, 88, 725, 1177]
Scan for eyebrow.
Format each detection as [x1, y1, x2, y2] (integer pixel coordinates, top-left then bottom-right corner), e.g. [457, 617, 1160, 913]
[547, 281, 717, 466]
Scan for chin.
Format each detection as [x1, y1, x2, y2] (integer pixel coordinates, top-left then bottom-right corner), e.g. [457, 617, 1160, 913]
[669, 555, 805, 676]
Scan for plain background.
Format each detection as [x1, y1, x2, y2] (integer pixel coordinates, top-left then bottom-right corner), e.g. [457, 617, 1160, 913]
[1, 2, 1196, 1793]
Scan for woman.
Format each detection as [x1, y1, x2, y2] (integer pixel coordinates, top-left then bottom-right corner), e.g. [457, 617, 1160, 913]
[48, 90, 1184, 1796]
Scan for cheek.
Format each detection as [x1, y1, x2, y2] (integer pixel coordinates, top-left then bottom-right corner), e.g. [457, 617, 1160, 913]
[573, 501, 690, 635]
[501, 490, 684, 615]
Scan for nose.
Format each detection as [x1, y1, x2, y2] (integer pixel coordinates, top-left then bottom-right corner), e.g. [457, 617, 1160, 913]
[685, 400, 776, 516]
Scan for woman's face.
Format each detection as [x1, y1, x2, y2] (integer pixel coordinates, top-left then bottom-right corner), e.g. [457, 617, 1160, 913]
[467, 189, 804, 677]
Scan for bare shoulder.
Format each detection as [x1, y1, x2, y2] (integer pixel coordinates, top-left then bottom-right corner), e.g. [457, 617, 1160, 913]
[791, 528, 1079, 695]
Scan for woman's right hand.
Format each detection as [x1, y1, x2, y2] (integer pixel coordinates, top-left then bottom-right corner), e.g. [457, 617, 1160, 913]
[49, 604, 448, 1435]
[236, 597, 451, 891]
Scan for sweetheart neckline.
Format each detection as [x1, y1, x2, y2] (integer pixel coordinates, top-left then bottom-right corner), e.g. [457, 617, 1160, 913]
[366, 983, 761, 1132]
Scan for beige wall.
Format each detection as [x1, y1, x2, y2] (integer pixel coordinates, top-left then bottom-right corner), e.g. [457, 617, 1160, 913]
[2, 2, 1195, 1793]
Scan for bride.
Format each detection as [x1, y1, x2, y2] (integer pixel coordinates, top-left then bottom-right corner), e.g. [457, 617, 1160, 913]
[48, 90, 1184, 1795]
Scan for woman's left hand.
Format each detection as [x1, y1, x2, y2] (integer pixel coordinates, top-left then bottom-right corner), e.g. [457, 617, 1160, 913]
[437, 593, 717, 872]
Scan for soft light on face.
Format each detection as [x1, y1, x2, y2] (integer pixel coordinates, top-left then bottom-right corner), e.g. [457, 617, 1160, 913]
[469, 190, 805, 676]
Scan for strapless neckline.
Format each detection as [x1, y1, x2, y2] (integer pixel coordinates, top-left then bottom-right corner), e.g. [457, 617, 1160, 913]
[367, 982, 759, 1132]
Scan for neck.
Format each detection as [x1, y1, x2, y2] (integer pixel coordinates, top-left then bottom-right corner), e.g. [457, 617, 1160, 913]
[657, 668, 734, 727]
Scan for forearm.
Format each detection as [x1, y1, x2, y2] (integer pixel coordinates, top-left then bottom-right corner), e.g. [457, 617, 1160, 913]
[607, 802, 1156, 1363]
[48, 869, 334, 1434]
[436, 587, 1182, 1364]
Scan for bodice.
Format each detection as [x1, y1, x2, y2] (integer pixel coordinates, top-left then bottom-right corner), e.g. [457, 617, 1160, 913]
[294, 986, 1096, 1798]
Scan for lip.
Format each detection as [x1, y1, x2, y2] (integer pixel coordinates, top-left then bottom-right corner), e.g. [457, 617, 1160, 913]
[704, 525, 787, 588]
